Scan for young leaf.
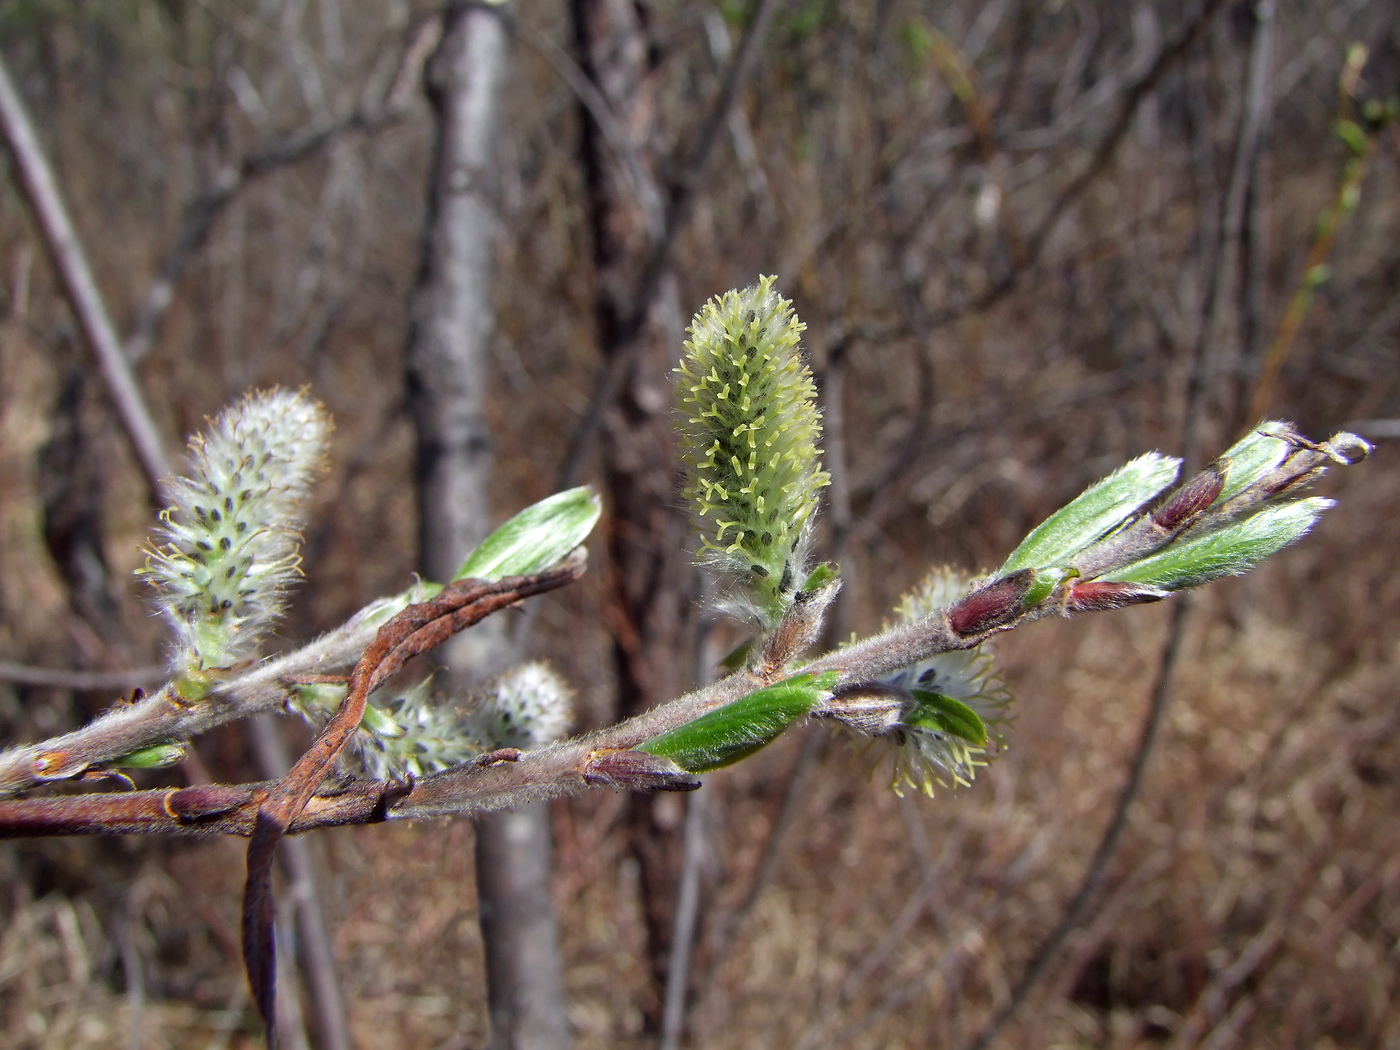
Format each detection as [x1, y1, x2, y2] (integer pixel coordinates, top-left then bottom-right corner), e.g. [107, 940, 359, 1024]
[1102, 498, 1331, 591]
[905, 690, 988, 746]
[638, 672, 838, 772]
[111, 741, 188, 770]
[1214, 423, 1293, 504]
[1000, 452, 1181, 573]
[455, 486, 601, 582]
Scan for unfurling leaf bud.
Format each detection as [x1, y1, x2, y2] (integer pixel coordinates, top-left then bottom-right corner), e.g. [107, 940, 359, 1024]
[1063, 579, 1168, 613]
[1153, 464, 1225, 533]
[111, 741, 187, 770]
[142, 388, 331, 674]
[1103, 498, 1332, 591]
[638, 672, 838, 773]
[675, 276, 830, 627]
[948, 569, 1036, 636]
[454, 486, 601, 582]
[1000, 452, 1180, 573]
[583, 750, 702, 792]
[1214, 423, 1295, 504]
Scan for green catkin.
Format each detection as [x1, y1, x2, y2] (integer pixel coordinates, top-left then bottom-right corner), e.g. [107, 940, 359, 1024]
[674, 276, 829, 626]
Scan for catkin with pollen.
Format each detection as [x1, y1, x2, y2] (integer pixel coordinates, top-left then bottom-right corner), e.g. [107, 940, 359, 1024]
[674, 276, 829, 627]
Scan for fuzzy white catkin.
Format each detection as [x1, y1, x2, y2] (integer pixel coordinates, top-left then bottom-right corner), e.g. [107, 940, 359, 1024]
[350, 679, 488, 780]
[143, 389, 331, 672]
[881, 567, 1012, 794]
[480, 661, 573, 748]
[341, 664, 572, 779]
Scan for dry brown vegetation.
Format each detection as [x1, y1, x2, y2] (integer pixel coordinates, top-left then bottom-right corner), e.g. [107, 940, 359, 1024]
[0, 1, 1397, 1048]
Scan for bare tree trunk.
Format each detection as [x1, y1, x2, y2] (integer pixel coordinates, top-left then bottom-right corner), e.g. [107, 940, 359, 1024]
[570, 0, 697, 1028]
[407, 6, 572, 1049]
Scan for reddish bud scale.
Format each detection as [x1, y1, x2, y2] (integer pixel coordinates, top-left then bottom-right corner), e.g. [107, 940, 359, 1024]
[1153, 465, 1225, 532]
[583, 750, 702, 792]
[166, 784, 257, 821]
[948, 570, 1035, 637]
[1065, 580, 1167, 613]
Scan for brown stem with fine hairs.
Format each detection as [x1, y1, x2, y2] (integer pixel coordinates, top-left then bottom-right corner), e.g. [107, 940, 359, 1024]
[241, 559, 586, 1041]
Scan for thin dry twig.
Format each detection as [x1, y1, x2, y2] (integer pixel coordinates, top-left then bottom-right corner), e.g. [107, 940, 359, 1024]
[0, 51, 172, 494]
[557, 0, 782, 488]
[0, 663, 165, 691]
[123, 23, 435, 365]
[246, 715, 351, 1050]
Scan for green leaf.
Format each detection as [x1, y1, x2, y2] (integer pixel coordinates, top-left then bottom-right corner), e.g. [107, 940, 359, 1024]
[905, 690, 988, 746]
[1023, 566, 1074, 609]
[455, 486, 602, 582]
[112, 741, 187, 770]
[801, 562, 839, 593]
[1216, 424, 1292, 503]
[1000, 453, 1181, 574]
[1102, 498, 1331, 591]
[1335, 118, 1369, 157]
[359, 702, 406, 739]
[638, 672, 838, 772]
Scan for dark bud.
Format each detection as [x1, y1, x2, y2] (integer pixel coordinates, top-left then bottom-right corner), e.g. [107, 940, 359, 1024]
[1154, 464, 1225, 532]
[471, 747, 521, 768]
[948, 569, 1036, 637]
[166, 784, 256, 822]
[1064, 580, 1168, 613]
[583, 750, 702, 792]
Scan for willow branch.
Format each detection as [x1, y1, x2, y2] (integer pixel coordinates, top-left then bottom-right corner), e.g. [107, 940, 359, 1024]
[0, 570, 1060, 839]
[0, 592, 402, 798]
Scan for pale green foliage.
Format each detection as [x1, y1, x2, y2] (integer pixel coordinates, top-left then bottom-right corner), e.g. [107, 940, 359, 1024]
[454, 486, 601, 582]
[1214, 424, 1293, 504]
[1105, 497, 1332, 590]
[1000, 452, 1181, 573]
[142, 389, 330, 674]
[674, 275, 830, 626]
[638, 672, 837, 773]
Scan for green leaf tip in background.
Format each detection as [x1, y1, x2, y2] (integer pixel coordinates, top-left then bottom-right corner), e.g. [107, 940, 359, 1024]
[1000, 452, 1181, 574]
[454, 486, 601, 582]
[638, 671, 839, 773]
[905, 690, 988, 747]
[674, 275, 830, 625]
[1103, 497, 1331, 591]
